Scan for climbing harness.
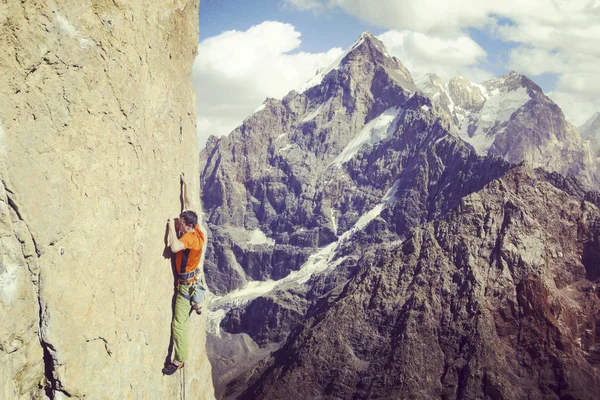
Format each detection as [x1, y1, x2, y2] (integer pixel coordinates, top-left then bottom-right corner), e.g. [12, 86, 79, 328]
[177, 280, 205, 301]
[177, 267, 200, 284]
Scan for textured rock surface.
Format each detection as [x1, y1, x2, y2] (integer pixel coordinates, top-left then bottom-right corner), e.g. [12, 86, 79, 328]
[0, 1, 214, 398]
[234, 166, 600, 400]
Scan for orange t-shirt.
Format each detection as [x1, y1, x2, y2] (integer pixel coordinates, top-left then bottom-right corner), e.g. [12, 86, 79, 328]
[175, 225, 205, 275]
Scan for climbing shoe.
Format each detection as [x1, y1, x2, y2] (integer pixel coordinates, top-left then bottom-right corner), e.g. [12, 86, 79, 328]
[193, 303, 202, 315]
[162, 361, 184, 375]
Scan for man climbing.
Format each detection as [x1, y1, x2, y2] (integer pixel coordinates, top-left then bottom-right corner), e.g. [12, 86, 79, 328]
[162, 173, 207, 376]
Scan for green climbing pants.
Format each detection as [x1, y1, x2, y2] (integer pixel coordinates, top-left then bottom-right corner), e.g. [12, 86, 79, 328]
[172, 283, 193, 362]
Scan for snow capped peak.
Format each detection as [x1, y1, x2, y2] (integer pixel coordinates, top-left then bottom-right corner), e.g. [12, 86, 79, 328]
[358, 30, 376, 41]
[416, 74, 456, 114]
[356, 30, 387, 53]
[581, 112, 600, 129]
[483, 71, 542, 97]
[296, 31, 411, 93]
[418, 72, 535, 156]
[297, 33, 367, 92]
[448, 76, 488, 111]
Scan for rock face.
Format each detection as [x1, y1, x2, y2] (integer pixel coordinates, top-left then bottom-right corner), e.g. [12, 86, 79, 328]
[201, 32, 600, 399]
[201, 32, 439, 295]
[0, 1, 214, 399]
[236, 166, 600, 400]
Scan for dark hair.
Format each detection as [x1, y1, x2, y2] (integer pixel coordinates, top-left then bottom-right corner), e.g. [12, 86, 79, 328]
[180, 210, 198, 227]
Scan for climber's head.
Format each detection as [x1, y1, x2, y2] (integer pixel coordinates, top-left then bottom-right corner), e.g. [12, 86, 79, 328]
[178, 210, 198, 232]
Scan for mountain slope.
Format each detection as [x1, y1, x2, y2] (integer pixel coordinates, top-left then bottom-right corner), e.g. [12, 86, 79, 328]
[234, 166, 600, 400]
[201, 32, 419, 295]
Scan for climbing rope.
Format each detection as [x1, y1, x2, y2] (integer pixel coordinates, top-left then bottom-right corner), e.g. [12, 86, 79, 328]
[182, 365, 186, 400]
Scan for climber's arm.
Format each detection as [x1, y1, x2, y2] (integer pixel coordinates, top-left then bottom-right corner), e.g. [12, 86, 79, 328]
[167, 219, 185, 253]
[181, 172, 192, 212]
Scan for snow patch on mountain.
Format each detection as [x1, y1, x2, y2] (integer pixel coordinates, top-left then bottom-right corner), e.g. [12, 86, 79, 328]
[481, 87, 529, 125]
[331, 107, 402, 166]
[302, 103, 326, 123]
[382, 179, 401, 203]
[330, 208, 338, 235]
[460, 87, 529, 155]
[248, 229, 275, 246]
[206, 178, 402, 335]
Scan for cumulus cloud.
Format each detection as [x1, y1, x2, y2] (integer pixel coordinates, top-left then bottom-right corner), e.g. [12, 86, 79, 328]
[284, 0, 600, 124]
[284, 0, 493, 33]
[551, 69, 600, 126]
[548, 91, 600, 128]
[285, 0, 599, 36]
[498, 2, 600, 125]
[378, 30, 492, 83]
[194, 21, 343, 148]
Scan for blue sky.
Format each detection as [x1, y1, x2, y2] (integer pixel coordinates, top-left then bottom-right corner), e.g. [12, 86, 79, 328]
[194, 0, 600, 147]
[199, 0, 564, 90]
[200, 0, 382, 53]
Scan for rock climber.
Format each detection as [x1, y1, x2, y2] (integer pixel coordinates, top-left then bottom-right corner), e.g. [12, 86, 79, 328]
[162, 172, 207, 376]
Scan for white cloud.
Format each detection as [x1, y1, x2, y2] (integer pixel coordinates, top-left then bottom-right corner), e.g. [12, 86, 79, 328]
[287, 0, 600, 36]
[285, 0, 493, 32]
[378, 30, 491, 83]
[194, 21, 343, 148]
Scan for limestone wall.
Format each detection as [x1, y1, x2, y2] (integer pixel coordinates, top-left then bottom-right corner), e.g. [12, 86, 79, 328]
[0, 1, 214, 398]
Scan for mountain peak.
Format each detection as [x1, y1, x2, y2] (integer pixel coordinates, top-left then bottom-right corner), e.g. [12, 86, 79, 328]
[484, 71, 543, 96]
[359, 30, 376, 40]
[345, 31, 391, 60]
[297, 30, 414, 93]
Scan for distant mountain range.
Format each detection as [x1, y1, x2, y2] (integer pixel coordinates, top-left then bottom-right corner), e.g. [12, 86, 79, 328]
[200, 32, 600, 399]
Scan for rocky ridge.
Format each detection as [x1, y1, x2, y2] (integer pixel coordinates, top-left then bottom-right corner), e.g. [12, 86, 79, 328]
[234, 165, 600, 399]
